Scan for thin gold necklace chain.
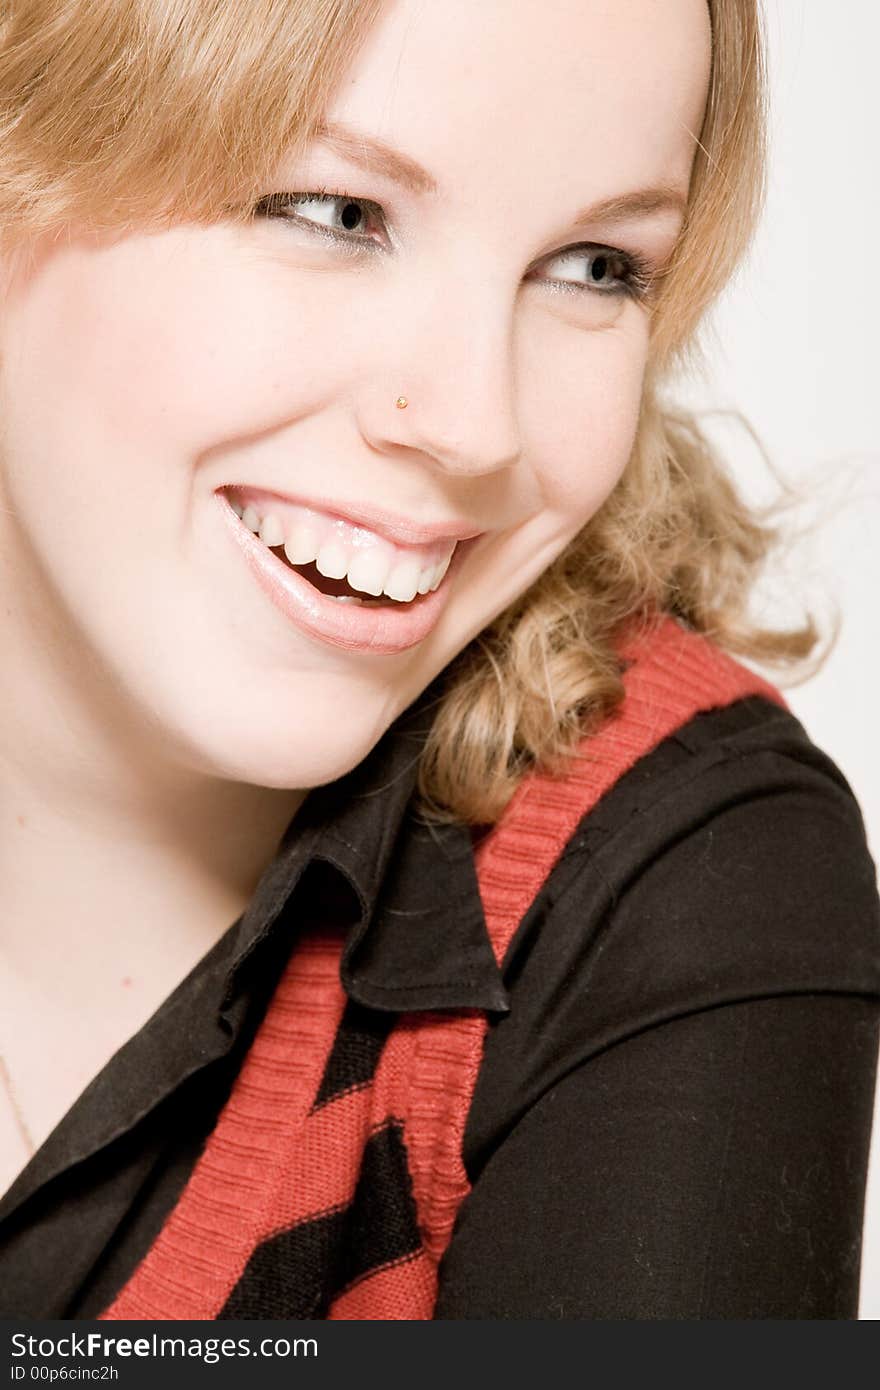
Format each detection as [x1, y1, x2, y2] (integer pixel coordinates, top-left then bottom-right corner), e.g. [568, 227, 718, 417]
[0, 1053, 36, 1156]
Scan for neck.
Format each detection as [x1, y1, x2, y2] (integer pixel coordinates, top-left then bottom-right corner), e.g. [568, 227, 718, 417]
[0, 764, 304, 979]
[0, 582, 306, 1017]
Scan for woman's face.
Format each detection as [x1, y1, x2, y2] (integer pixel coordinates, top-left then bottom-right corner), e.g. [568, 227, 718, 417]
[0, 0, 711, 790]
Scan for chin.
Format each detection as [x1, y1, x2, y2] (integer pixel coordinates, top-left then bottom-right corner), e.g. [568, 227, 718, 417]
[169, 684, 402, 792]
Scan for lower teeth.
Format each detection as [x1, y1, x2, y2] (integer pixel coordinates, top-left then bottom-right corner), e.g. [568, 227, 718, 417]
[329, 594, 392, 607]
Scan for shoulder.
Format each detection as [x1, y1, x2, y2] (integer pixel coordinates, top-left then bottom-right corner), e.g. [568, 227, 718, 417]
[464, 691, 880, 1171]
[486, 611, 880, 1002]
[486, 621, 880, 995]
[517, 692, 880, 1005]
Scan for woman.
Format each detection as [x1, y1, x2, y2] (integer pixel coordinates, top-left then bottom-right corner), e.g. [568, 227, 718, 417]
[0, 0, 877, 1320]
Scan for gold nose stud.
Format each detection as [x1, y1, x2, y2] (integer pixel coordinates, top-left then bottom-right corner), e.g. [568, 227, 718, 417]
[395, 396, 408, 409]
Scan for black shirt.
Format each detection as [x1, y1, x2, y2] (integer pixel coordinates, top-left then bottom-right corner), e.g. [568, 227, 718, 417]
[2, 690, 879, 1319]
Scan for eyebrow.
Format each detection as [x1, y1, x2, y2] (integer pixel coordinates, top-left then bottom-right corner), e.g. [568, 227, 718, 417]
[568, 185, 688, 228]
[313, 120, 438, 196]
[312, 119, 689, 227]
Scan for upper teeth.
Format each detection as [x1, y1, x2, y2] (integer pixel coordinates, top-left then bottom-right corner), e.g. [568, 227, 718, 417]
[231, 496, 455, 602]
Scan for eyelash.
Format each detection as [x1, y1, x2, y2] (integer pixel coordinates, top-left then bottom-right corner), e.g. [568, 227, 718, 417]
[252, 190, 656, 303]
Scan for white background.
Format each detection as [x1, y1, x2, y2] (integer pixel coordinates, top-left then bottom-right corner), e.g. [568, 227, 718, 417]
[672, 1, 880, 1316]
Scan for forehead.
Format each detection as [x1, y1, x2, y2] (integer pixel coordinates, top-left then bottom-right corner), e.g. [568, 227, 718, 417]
[324, 0, 712, 206]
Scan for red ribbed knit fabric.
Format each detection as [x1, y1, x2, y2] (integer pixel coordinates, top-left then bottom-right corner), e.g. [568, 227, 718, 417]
[98, 615, 787, 1320]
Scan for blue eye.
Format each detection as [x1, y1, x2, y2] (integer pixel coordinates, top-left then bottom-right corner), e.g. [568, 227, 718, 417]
[253, 190, 655, 302]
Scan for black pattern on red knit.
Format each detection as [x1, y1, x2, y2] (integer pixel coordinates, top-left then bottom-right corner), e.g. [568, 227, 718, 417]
[311, 1000, 394, 1110]
[218, 1120, 422, 1318]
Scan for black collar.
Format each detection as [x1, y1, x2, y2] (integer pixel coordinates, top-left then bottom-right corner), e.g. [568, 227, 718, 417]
[222, 678, 510, 1017]
[0, 685, 509, 1222]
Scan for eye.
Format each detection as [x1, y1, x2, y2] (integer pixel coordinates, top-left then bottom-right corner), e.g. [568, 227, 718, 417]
[534, 244, 655, 303]
[252, 191, 386, 253]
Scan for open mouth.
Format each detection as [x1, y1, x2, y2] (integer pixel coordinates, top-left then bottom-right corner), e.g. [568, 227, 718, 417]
[217, 485, 484, 654]
[223, 485, 458, 607]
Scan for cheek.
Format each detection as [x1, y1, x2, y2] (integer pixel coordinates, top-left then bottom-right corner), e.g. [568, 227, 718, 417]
[95, 254, 283, 452]
[523, 317, 648, 522]
[1, 231, 343, 475]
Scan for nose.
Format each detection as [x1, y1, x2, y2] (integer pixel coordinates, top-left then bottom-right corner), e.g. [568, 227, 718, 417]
[356, 284, 523, 477]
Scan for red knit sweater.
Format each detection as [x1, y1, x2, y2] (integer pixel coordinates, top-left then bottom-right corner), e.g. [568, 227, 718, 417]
[98, 615, 787, 1320]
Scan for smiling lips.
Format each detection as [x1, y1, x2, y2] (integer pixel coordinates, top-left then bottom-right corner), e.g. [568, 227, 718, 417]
[226, 485, 461, 604]
[218, 485, 484, 654]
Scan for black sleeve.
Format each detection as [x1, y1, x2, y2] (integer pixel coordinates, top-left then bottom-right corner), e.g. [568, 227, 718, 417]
[434, 990, 880, 1319]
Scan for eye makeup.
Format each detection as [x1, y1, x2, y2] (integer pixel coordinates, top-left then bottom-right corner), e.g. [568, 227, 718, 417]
[252, 190, 661, 304]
